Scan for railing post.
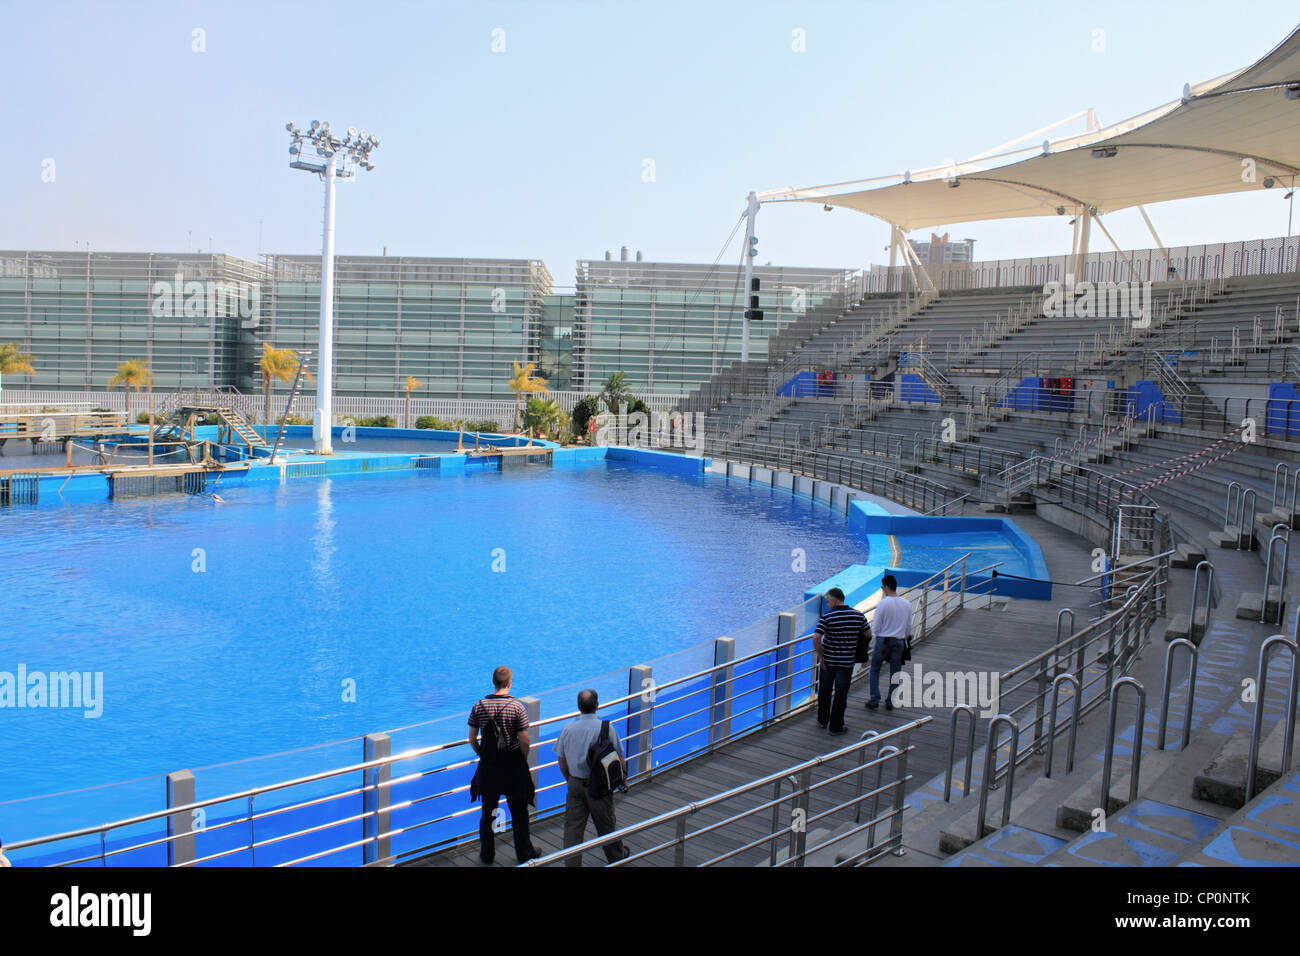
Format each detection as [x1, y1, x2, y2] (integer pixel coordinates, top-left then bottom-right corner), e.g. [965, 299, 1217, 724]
[793, 766, 813, 867]
[363, 732, 391, 865]
[627, 665, 654, 779]
[1032, 655, 1049, 753]
[166, 769, 196, 867]
[774, 613, 795, 718]
[710, 637, 735, 749]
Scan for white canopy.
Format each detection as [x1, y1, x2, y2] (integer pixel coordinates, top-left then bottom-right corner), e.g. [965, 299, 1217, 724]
[758, 26, 1300, 231]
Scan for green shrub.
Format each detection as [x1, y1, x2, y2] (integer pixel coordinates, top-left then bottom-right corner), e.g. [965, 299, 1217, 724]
[278, 414, 311, 426]
[571, 396, 601, 440]
[349, 415, 396, 428]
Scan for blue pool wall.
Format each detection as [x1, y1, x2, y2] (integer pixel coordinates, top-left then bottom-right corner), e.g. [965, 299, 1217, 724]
[855, 514, 1052, 600]
[22, 436, 705, 508]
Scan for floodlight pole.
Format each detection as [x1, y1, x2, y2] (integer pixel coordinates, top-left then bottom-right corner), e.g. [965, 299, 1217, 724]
[741, 191, 759, 363]
[316, 155, 338, 455]
[287, 120, 378, 455]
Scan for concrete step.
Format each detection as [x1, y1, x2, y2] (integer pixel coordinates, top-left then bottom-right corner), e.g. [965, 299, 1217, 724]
[1037, 796, 1225, 867]
[1266, 506, 1299, 531]
[1178, 768, 1300, 865]
[1192, 717, 1299, 810]
[1172, 543, 1207, 569]
[1208, 526, 1255, 551]
[1235, 586, 1285, 623]
[1056, 749, 1180, 832]
[1165, 608, 1209, 644]
[937, 775, 1059, 855]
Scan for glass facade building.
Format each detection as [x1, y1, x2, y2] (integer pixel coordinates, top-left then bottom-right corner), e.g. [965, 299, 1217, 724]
[0, 251, 261, 392]
[0, 249, 852, 401]
[573, 260, 856, 395]
[252, 256, 552, 400]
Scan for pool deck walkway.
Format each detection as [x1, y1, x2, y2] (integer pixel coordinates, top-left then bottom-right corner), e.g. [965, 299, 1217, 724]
[407, 513, 1115, 868]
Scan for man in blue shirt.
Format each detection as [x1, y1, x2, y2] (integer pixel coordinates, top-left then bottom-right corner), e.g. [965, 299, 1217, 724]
[555, 689, 631, 866]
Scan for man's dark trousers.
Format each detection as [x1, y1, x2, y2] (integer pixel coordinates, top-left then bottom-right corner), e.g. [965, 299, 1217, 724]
[479, 758, 534, 863]
[869, 637, 905, 706]
[561, 779, 626, 867]
[817, 664, 854, 732]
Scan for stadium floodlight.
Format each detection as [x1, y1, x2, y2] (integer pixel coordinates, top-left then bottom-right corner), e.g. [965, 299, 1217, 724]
[286, 119, 380, 455]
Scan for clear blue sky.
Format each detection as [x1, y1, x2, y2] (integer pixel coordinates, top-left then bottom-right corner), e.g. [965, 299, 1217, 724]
[2, 0, 1296, 285]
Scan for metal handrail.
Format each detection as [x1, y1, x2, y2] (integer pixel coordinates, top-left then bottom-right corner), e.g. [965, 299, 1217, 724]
[12, 564, 949, 867]
[1157, 639, 1199, 751]
[523, 716, 930, 867]
[1189, 560, 1215, 638]
[1044, 673, 1080, 778]
[1260, 528, 1291, 626]
[1245, 634, 1300, 802]
[944, 706, 978, 801]
[977, 565, 1163, 786]
[1100, 677, 1147, 812]
[1073, 549, 1177, 586]
[976, 715, 1019, 839]
[6, 618, 812, 859]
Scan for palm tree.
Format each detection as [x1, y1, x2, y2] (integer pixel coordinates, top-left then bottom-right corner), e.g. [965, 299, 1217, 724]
[0, 342, 36, 398]
[507, 360, 549, 431]
[402, 375, 423, 429]
[260, 344, 311, 428]
[108, 359, 155, 465]
[600, 371, 631, 415]
[522, 397, 568, 441]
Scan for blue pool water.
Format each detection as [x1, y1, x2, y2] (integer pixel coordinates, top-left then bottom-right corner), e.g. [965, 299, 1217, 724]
[893, 531, 1033, 578]
[0, 462, 865, 824]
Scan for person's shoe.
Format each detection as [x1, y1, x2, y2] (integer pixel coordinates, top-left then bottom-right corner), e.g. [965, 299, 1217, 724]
[817, 720, 828, 729]
[621, 846, 631, 860]
[885, 699, 894, 711]
[829, 726, 847, 736]
[479, 854, 493, 865]
[865, 701, 879, 710]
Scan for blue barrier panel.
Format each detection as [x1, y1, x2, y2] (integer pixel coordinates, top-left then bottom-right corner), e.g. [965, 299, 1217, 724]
[1266, 383, 1300, 438]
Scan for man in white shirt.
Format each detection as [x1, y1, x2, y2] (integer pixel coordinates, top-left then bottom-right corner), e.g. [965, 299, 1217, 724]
[866, 574, 912, 711]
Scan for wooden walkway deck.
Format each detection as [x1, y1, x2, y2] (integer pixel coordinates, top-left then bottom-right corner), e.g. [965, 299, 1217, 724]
[408, 514, 1104, 868]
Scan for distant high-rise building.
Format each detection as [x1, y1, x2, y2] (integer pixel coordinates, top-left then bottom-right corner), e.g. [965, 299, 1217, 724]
[907, 233, 976, 267]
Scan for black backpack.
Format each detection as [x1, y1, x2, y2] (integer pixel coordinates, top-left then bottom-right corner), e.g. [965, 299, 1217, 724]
[854, 619, 873, 663]
[586, 721, 625, 799]
[482, 696, 516, 760]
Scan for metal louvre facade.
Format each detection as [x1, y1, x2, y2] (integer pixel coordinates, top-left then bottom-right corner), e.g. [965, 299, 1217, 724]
[573, 260, 856, 394]
[0, 251, 260, 392]
[254, 256, 552, 400]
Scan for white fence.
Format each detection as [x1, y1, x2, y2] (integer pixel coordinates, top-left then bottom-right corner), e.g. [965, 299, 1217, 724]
[0, 388, 682, 427]
[862, 234, 1300, 294]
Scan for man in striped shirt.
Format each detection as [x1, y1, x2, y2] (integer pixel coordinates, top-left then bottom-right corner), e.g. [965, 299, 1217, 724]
[814, 587, 868, 735]
[468, 666, 540, 865]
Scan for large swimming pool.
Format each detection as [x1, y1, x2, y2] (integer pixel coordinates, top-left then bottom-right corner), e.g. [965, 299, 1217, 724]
[0, 461, 866, 819]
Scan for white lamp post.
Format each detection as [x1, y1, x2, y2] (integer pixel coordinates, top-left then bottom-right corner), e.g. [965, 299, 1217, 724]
[286, 120, 379, 454]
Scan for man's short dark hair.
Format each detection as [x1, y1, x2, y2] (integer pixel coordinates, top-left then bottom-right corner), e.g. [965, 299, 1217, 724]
[493, 665, 512, 689]
[577, 689, 599, 714]
[881, 574, 897, 592]
[826, 587, 846, 602]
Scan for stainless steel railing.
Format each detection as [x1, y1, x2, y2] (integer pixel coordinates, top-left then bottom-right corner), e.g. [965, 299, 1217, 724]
[941, 562, 1164, 802]
[1157, 639, 1199, 752]
[9, 555, 969, 868]
[1245, 632, 1300, 802]
[523, 716, 929, 867]
[1099, 676, 1147, 812]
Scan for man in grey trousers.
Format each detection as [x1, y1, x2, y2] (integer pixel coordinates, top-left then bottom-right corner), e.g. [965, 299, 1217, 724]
[555, 689, 632, 866]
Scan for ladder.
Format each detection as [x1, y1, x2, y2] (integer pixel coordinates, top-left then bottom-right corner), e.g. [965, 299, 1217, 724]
[269, 351, 313, 461]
